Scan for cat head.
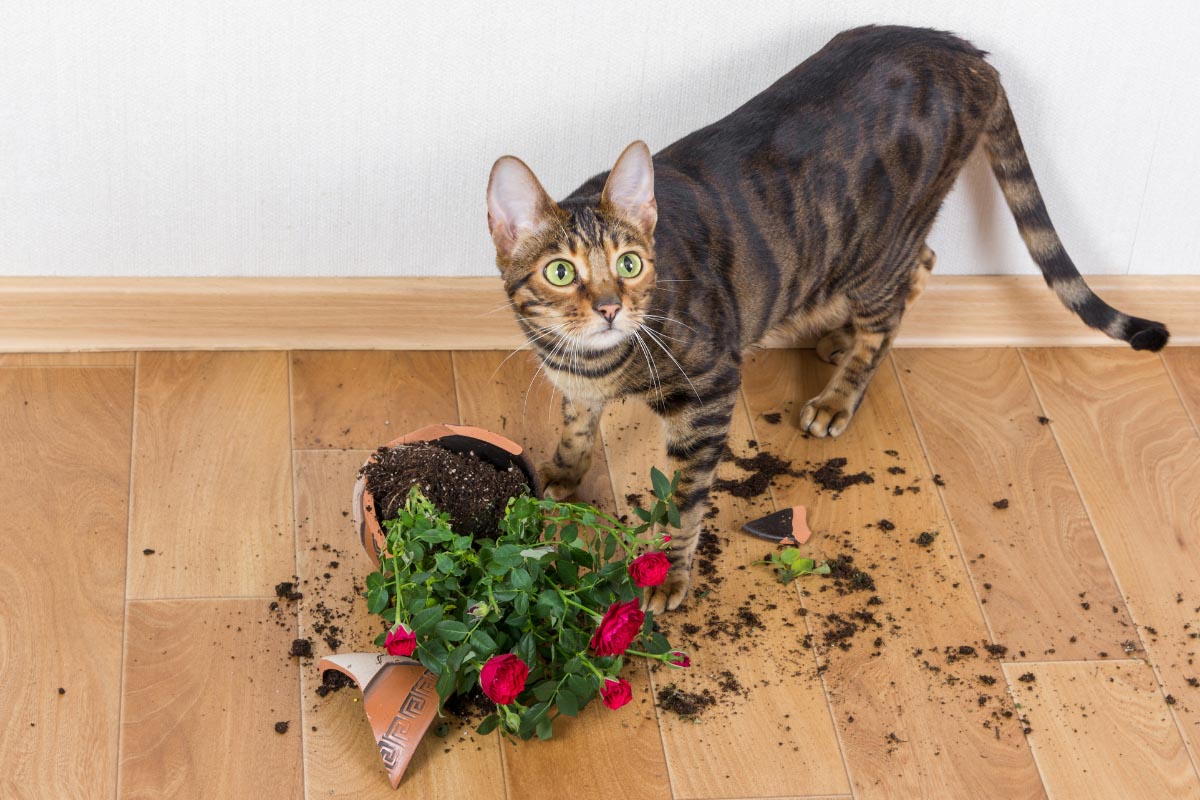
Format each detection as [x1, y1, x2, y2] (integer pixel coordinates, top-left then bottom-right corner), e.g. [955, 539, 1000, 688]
[486, 141, 657, 352]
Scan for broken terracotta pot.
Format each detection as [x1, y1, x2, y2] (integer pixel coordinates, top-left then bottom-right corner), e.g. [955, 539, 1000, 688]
[319, 653, 440, 788]
[742, 504, 813, 545]
[351, 422, 540, 566]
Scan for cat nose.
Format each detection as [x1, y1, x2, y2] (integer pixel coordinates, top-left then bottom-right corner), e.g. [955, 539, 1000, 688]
[594, 300, 622, 323]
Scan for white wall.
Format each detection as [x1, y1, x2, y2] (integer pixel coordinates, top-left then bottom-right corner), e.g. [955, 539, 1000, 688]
[1, 1, 1196, 278]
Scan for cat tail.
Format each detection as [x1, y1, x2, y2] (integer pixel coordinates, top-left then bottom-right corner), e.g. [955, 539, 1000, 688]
[983, 89, 1169, 351]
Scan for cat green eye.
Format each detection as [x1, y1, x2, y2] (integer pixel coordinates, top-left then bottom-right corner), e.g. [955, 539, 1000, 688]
[544, 259, 576, 286]
[616, 252, 643, 279]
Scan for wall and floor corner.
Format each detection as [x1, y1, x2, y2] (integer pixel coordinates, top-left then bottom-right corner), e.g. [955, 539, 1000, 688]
[1, 2, 1196, 349]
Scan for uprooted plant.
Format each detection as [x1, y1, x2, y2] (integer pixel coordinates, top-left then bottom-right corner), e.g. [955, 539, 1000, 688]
[364, 467, 689, 741]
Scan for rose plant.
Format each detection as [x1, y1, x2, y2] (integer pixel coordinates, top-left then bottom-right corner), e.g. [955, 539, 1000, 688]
[364, 466, 688, 741]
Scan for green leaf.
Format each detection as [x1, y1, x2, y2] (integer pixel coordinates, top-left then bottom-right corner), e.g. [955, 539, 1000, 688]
[365, 572, 384, 591]
[367, 586, 389, 614]
[470, 629, 498, 657]
[651, 467, 671, 500]
[516, 632, 537, 666]
[434, 552, 454, 574]
[536, 716, 553, 740]
[535, 589, 565, 622]
[475, 714, 500, 735]
[603, 535, 617, 560]
[667, 503, 681, 529]
[434, 620, 469, 642]
[532, 680, 557, 702]
[511, 568, 533, 590]
[632, 507, 652, 523]
[514, 592, 530, 616]
[556, 689, 579, 717]
[435, 668, 456, 701]
[412, 606, 443, 634]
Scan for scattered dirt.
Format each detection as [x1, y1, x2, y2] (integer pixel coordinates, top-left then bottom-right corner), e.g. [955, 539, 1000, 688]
[290, 638, 314, 659]
[361, 442, 527, 537]
[1037, 416, 1051, 425]
[761, 412, 783, 425]
[810, 458, 874, 493]
[712, 451, 802, 499]
[316, 670, 355, 698]
[657, 683, 717, 719]
[142, 548, 155, 555]
[992, 498, 1009, 510]
[275, 581, 303, 602]
[824, 554, 876, 594]
[914, 532, 937, 547]
[445, 686, 497, 723]
[274, 721, 290, 734]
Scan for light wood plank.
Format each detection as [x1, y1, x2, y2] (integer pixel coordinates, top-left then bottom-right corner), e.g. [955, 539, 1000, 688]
[1163, 350, 1200, 433]
[601, 396, 851, 799]
[895, 348, 1134, 659]
[1003, 661, 1200, 799]
[128, 352, 293, 598]
[0, 367, 132, 799]
[1022, 348, 1200, 763]
[743, 350, 1046, 800]
[118, 599, 302, 799]
[1, 276, 1195, 352]
[0, 351, 134, 366]
[451, 350, 673, 800]
[290, 351, 457, 450]
[294, 449, 507, 799]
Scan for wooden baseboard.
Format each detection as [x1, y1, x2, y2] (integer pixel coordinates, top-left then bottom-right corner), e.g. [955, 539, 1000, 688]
[0, 275, 1194, 352]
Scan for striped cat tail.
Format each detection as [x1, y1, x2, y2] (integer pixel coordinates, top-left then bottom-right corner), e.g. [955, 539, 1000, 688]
[983, 89, 1169, 351]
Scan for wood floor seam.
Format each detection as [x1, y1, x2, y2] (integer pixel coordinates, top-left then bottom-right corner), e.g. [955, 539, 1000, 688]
[114, 352, 139, 800]
[285, 352, 310, 800]
[739, 387, 857, 797]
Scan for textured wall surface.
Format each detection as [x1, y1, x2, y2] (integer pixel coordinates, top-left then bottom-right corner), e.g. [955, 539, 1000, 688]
[1, 2, 1196, 277]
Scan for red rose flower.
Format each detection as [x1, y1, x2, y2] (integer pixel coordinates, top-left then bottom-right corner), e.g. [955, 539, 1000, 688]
[668, 651, 691, 668]
[384, 625, 416, 656]
[600, 677, 632, 710]
[589, 599, 645, 657]
[628, 551, 671, 588]
[480, 654, 529, 705]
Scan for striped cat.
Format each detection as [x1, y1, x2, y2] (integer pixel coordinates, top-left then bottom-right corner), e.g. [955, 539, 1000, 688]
[485, 25, 1169, 613]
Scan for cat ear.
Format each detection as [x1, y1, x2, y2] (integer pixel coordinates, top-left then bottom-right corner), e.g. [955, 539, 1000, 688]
[601, 141, 657, 235]
[487, 156, 556, 259]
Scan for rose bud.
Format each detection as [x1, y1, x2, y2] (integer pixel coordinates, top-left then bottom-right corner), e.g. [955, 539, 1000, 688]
[384, 625, 417, 657]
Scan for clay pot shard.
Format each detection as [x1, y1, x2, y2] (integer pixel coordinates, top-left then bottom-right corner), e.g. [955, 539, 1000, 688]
[319, 653, 440, 788]
[352, 423, 540, 566]
[742, 505, 813, 545]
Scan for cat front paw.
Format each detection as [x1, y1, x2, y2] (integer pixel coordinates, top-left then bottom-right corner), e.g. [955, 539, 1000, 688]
[800, 396, 854, 438]
[538, 461, 583, 501]
[642, 568, 691, 614]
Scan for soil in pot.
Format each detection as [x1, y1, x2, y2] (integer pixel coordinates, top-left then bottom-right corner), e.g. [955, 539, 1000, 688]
[360, 441, 528, 538]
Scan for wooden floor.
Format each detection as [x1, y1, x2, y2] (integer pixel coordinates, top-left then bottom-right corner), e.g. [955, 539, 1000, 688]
[2, 347, 1198, 799]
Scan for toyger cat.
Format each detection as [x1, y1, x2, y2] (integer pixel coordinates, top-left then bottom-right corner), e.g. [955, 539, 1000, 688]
[485, 25, 1170, 613]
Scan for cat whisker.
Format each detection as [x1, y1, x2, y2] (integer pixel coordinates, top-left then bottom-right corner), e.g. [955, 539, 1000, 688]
[490, 323, 569, 380]
[641, 325, 702, 403]
[633, 330, 664, 404]
[642, 313, 698, 333]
